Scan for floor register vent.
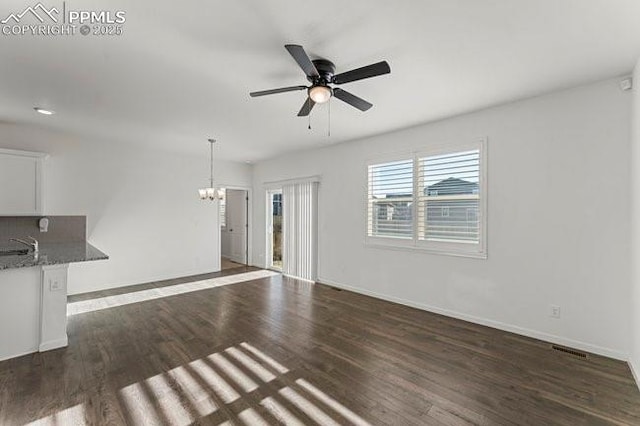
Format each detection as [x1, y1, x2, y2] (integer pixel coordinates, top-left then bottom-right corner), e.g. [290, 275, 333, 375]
[551, 344, 588, 359]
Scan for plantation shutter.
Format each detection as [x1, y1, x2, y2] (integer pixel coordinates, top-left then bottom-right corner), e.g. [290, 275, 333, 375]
[367, 159, 414, 239]
[417, 149, 481, 243]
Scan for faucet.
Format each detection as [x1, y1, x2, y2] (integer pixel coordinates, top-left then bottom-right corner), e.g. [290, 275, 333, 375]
[10, 236, 39, 253]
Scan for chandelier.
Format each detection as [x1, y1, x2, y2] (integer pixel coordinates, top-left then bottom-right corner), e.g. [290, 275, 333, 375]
[198, 139, 225, 201]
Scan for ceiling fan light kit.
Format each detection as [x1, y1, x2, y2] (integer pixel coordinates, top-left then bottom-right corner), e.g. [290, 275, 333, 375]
[308, 85, 332, 104]
[250, 44, 390, 119]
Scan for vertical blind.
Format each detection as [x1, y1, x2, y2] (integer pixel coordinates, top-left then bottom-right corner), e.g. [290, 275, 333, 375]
[367, 159, 414, 239]
[282, 181, 318, 281]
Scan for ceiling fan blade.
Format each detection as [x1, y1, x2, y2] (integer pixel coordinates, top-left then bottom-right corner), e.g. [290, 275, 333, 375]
[297, 98, 316, 116]
[250, 85, 307, 97]
[333, 61, 391, 85]
[285, 44, 320, 78]
[333, 88, 373, 111]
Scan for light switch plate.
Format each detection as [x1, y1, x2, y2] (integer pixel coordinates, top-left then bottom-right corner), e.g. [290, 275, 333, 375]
[50, 279, 62, 291]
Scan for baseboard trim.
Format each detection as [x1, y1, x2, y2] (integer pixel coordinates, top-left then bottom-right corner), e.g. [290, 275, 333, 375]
[282, 273, 314, 283]
[317, 276, 627, 361]
[0, 348, 38, 362]
[39, 336, 68, 352]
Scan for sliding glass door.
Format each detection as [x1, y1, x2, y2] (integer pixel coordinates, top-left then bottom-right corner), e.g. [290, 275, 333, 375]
[267, 190, 283, 270]
[267, 183, 318, 280]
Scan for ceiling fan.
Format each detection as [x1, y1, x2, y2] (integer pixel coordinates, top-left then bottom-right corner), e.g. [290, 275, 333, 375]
[250, 44, 390, 116]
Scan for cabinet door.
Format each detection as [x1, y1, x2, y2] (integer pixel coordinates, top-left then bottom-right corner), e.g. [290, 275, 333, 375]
[0, 150, 46, 215]
[0, 267, 41, 360]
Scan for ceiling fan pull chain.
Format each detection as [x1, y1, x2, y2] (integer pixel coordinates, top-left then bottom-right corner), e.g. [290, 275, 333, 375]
[308, 97, 312, 130]
[328, 97, 331, 138]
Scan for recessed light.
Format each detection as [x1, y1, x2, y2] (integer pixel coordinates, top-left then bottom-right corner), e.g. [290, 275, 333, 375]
[34, 107, 55, 115]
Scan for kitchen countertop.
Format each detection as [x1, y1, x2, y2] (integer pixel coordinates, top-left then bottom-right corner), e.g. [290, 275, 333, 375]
[0, 242, 108, 271]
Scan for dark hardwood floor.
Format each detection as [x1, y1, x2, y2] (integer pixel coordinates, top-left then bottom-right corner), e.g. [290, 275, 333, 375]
[221, 258, 246, 271]
[1, 268, 639, 425]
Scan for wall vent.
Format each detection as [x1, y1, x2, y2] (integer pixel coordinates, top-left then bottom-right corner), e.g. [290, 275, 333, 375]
[551, 345, 588, 359]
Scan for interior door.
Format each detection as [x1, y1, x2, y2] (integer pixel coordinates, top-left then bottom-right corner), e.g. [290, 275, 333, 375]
[225, 189, 248, 264]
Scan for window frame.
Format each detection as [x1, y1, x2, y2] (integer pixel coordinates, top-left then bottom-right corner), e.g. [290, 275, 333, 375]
[364, 138, 487, 259]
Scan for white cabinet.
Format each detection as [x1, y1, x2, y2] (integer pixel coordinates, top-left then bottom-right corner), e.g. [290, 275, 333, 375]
[0, 149, 47, 215]
[0, 264, 70, 361]
[0, 267, 41, 360]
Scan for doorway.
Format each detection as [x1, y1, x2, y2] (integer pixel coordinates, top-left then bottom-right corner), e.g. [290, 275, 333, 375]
[267, 190, 283, 271]
[221, 188, 249, 269]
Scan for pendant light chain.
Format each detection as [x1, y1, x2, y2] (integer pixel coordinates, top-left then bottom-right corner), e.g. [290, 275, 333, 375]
[305, 95, 332, 136]
[210, 139, 214, 187]
[199, 138, 222, 201]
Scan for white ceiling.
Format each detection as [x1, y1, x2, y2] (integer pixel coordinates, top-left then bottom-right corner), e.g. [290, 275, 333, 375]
[1, 0, 640, 162]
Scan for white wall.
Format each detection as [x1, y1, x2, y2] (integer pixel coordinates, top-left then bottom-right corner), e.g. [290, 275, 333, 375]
[630, 60, 640, 382]
[252, 77, 631, 359]
[0, 123, 252, 294]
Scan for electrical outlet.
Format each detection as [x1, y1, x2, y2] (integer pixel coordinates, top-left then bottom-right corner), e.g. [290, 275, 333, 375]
[550, 305, 561, 319]
[50, 279, 62, 291]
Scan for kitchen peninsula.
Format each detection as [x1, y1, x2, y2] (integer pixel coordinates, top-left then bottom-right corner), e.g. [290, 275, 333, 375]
[0, 216, 108, 361]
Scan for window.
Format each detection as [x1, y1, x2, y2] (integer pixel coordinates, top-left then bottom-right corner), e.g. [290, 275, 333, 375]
[366, 139, 486, 258]
[418, 149, 480, 243]
[219, 189, 227, 228]
[272, 193, 282, 216]
[367, 159, 414, 239]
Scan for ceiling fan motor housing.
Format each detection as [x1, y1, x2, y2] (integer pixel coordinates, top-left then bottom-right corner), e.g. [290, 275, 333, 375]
[308, 59, 336, 85]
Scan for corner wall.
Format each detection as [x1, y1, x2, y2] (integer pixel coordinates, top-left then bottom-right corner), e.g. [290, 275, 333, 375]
[630, 60, 640, 383]
[253, 77, 631, 359]
[0, 123, 252, 294]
